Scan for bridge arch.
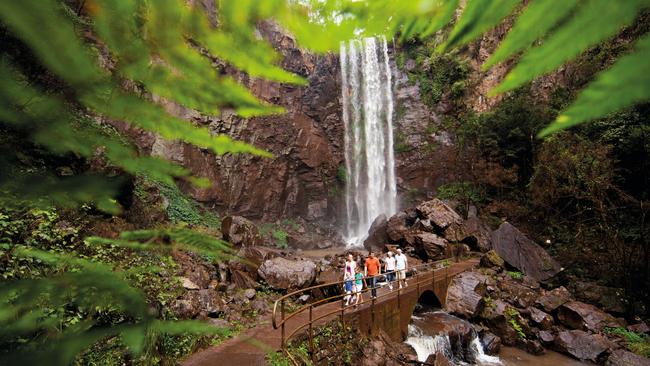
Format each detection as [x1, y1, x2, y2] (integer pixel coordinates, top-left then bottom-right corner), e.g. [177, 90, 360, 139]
[415, 290, 442, 310]
[398, 289, 443, 340]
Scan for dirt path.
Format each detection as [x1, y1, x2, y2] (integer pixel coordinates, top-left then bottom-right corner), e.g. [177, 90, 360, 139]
[182, 259, 478, 366]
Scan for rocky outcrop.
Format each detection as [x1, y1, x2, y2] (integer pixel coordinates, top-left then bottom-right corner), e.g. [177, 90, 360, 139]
[490, 222, 561, 281]
[114, 21, 344, 225]
[480, 250, 504, 269]
[606, 349, 650, 366]
[480, 332, 501, 355]
[221, 216, 263, 247]
[557, 301, 622, 332]
[413, 232, 449, 260]
[568, 281, 627, 315]
[257, 257, 317, 290]
[416, 199, 462, 231]
[536, 286, 572, 312]
[554, 330, 609, 362]
[445, 271, 488, 318]
[528, 307, 554, 330]
[363, 214, 389, 253]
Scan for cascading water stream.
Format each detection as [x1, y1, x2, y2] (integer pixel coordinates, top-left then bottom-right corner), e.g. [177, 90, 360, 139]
[405, 311, 502, 365]
[340, 36, 397, 247]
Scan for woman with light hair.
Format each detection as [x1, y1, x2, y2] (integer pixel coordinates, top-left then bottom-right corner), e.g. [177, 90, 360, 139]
[384, 251, 396, 291]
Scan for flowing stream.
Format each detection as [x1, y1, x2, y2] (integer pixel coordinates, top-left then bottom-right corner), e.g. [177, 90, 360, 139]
[340, 36, 397, 247]
[406, 310, 587, 366]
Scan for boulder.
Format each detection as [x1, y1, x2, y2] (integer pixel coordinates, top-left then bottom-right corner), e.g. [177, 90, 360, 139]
[257, 257, 317, 290]
[230, 269, 259, 289]
[480, 250, 504, 269]
[180, 277, 200, 290]
[480, 300, 530, 346]
[172, 251, 212, 289]
[386, 212, 411, 242]
[363, 214, 389, 252]
[480, 332, 501, 355]
[538, 330, 555, 345]
[628, 322, 650, 334]
[524, 339, 545, 355]
[243, 288, 256, 300]
[536, 286, 572, 312]
[499, 280, 539, 308]
[361, 340, 387, 366]
[554, 330, 609, 362]
[490, 222, 561, 281]
[557, 301, 621, 332]
[413, 232, 449, 260]
[528, 307, 554, 330]
[425, 352, 453, 366]
[416, 199, 463, 231]
[569, 281, 627, 314]
[173, 289, 224, 318]
[221, 216, 263, 247]
[606, 349, 650, 366]
[445, 271, 488, 318]
[443, 217, 491, 251]
[230, 246, 279, 275]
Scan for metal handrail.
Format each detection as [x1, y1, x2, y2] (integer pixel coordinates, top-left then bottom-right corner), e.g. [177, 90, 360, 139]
[271, 257, 456, 363]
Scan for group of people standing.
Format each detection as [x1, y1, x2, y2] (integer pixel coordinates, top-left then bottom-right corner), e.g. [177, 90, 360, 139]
[342, 249, 408, 307]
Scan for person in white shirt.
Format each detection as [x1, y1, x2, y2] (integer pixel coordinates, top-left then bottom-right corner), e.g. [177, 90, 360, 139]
[395, 248, 408, 289]
[384, 251, 396, 290]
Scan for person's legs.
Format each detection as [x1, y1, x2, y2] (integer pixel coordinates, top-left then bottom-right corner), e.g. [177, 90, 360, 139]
[371, 276, 378, 298]
[387, 271, 394, 290]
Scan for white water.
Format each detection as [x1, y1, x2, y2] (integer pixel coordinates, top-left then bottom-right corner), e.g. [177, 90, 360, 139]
[405, 323, 502, 365]
[405, 324, 454, 362]
[340, 36, 397, 247]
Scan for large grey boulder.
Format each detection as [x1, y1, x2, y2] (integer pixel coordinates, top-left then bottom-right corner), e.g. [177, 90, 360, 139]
[554, 330, 609, 362]
[528, 307, 554, 330]
[221, 216, 263, 247]
[386, 212, 411, 242]
[363, 214, 389, 253]
[490, 222, 561, 281]
[445, 271, 488, 318]
[606, 349, 650, 366]
[416, 199, 463, 231]
[413, 231, 449, 260]
[455, 216, 492, 252]
[557, 301, 622, 332]
[257, 257, 317, 290]
[569, 281, 627, 314]
[536, 286, 572, 312]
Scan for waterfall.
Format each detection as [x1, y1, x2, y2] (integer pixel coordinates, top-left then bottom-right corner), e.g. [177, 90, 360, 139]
[405, 324, 454, 362]
[340, 36, 397, 247]
[405, 312, 503, 365]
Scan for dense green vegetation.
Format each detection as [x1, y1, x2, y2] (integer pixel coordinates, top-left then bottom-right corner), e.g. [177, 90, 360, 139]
[1, 0, 650, 364]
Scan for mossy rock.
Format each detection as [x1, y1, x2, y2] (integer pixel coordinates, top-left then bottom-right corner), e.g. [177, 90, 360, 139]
[481, 250, 505, 269]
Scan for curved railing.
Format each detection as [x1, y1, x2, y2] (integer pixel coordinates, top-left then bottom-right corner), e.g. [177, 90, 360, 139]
[271, 257, 457, 365]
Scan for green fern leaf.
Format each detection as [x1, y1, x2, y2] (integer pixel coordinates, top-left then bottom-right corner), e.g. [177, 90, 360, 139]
[493, 0, 648, 93]
[483, 0, 579, 70]
[439, 0, 519, 52]
[539, 33, 650, 137]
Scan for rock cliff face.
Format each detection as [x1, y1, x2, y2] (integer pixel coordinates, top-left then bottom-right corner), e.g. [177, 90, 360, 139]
[120, 22, 345, 224]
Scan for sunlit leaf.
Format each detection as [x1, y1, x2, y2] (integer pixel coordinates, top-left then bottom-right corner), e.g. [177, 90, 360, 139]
[439, 0, 519, 52]
[483, 0, 579, 70]
[539, 33, 650, 137]
[493, 0, 647, 93]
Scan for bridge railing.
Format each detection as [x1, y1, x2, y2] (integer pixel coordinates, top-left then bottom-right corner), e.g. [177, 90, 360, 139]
[271, 257, 457, 365]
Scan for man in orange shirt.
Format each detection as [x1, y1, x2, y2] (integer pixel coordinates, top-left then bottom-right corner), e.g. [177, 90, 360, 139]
[364, 252, 381, 299]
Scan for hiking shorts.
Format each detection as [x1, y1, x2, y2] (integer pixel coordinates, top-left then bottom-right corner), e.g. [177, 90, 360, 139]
[397, 269, 406, 280]
[344, 280, 353, 292]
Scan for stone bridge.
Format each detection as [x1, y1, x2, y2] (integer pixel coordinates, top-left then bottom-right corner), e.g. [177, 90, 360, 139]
[183, 257, 479, 366]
